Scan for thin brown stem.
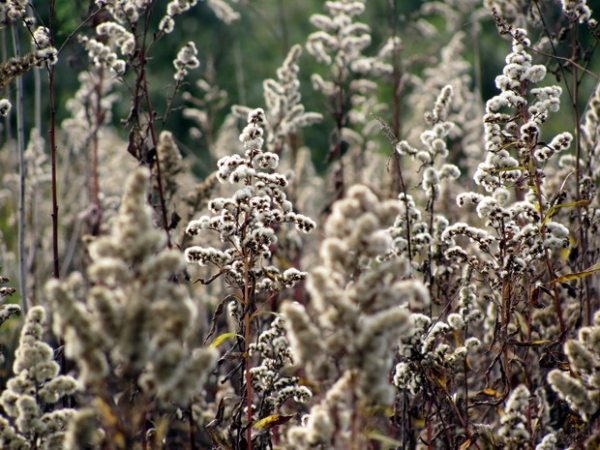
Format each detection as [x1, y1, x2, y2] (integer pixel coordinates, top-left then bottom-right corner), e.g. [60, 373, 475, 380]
[90, 68, 104, 235]
[418, 363, 453, 448]
[142, 82, 171, 247]
[48, 0, 59, 280]
[188, 401, 197, 450]
[529, 163, 567, 335]
[243, 254, 253, 450]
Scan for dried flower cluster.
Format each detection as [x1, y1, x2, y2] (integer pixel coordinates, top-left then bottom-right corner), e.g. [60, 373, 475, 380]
[283, 185, 427, 448]
[185, 108, 315, 291]
[548, 311, 600, 446]
[0, 307, 78, 449]
[45, 168, 216, 446]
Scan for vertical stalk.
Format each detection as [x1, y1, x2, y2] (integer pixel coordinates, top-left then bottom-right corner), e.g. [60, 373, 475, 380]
[142, 83, 171, 247]
[49, 0, 60, 280]
[34, 49, 41, 133]
[463, 327, 470, 436]
[426, 406, 432, 449]
[188, 401, 197, 450]
[243, 254, 253, 450]
[90, 68, 104, 234]
[136, 7, 170, 247]
[27, 15, 43, 280]
[569, 29, 592, 326]
[1, 28, 11, 141]
[11, 23, 27, 315]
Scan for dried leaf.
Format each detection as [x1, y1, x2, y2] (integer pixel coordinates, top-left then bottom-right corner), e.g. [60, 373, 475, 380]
[203, 295, 232, 345]
[551, 262, 600, 283]
[253, 414, 293, 430]
[480, 388, 502, 398]
[541, 199, 591, 228]
[514, 311, 529, 337]
[459, 438, 474, 449]
[210, 332, 242, 349]
[488, 165, 525, 173]
[366, 431, 404, 448]
[94, 397, 118, 427]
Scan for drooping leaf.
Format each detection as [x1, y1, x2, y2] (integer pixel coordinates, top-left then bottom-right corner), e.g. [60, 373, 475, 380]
[253, 414, 293, 430]
[480, 388, 503, 398]
[551, 262, 600, 283]
[542, 200, 591, 228]
[366, 431, 404, 449]
[210, 332, 242, 348]
[203, 295, 234, 345]
[459, 438, 474, 449]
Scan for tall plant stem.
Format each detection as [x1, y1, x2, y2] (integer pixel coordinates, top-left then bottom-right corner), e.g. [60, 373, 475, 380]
[569, 29, 593, 326]
[49, 0, 59, 280]
[188, 400, 197, 450]
[11, 24, 27, 314]
[142, 82, 171, 247]
[91, 68, 104, 234]
[243, 255, 253, 450]
[1, 28, 10, 141]
[129, 6, 170, 247]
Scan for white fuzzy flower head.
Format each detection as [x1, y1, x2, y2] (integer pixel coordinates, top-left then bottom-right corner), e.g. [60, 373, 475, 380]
[33, 27, 52, 49]
[159, 16, 175, 33]
[0, 99, 11, 117]
[96, 22, 135, 55]
[174, 41, 200, 81]
[561, 0, 593, 23]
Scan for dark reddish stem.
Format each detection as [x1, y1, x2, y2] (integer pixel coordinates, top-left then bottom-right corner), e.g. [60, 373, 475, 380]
[91, 68, 104, 234]
[48, 0, 59, 279]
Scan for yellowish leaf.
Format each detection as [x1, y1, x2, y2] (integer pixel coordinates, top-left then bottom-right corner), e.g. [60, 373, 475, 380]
[488, 165, 525, 173]
[210, 333, 242, 348]
[529, 340, 552, 346]
[154, 417, 169, 446]
[94, 397, 118, 427]
[412, 412, 426, 429]
[452, 330, 463, 347]
[464, 356, 473, 371]
[436, 373, 447, 390]
[366, 431, 404, 449]
[480, 388, 502, 398]
[568, 413, 585, 430]
[364, 405, 394, 418]
[542, 200, 591, 228]
[114, 432, 126, 449]
[459, 438, 473, 449]
[552, 262, 600, 283]
[253, 414, 293, 430]
[514, 311, 529, 337]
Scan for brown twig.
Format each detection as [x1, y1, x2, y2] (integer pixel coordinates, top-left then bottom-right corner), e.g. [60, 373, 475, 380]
[48, 0, 60, 281]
